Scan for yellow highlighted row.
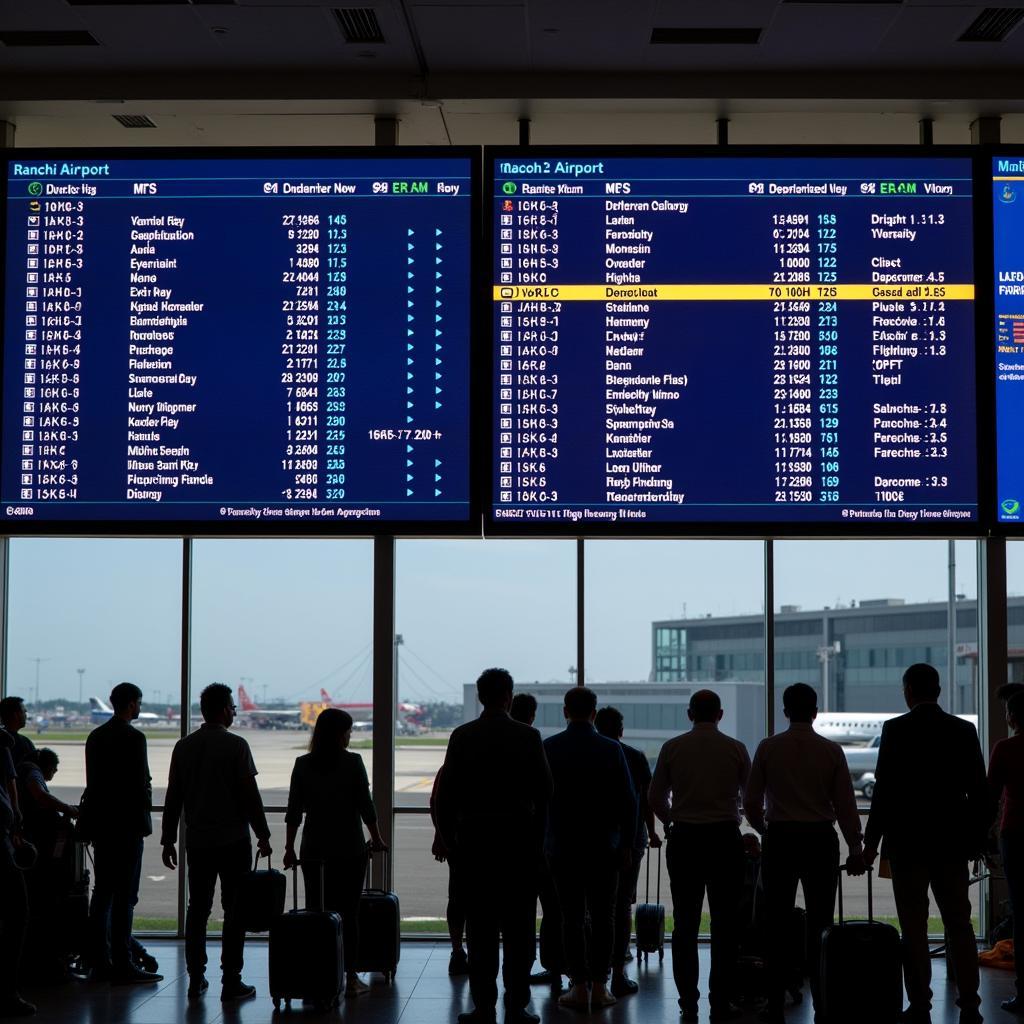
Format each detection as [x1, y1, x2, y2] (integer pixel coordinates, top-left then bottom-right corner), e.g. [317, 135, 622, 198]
[493, 284, 973, 302]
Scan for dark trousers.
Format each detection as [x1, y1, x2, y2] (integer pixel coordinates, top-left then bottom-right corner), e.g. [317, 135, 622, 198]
[551, 852, 618, 986]
[612, 853, 642, 970]
[537, 862, 564, 974]
[302, 848, 368, 976]
[463, 850, 535, 1012]
[89, 836, 143, 969]
[890, 856, 980, 1013]
[185, 838, 252, 981]
[762, 822, 838, 1015]
[446, 854, 466, 949]
[0, 842, 27, 993]
[1003, 832, 1024, 998]
[666, 822, 745, 1011]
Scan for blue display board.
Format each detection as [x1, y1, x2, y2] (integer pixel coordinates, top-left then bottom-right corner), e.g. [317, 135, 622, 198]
[489, 151, 978, 531]
[1, 151, 474, 530]
[993, 155, 1024, 526]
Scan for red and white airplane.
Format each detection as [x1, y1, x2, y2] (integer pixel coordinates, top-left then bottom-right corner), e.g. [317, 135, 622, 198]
[236, 686, 303, 728]
[318, 688, 427, 733]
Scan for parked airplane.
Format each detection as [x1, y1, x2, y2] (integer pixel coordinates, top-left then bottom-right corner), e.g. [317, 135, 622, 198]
[236, 686, 303, 728]
[317, 688, 427, 734]
[88, 695, 171, 725]
[815, 711, 978, 745]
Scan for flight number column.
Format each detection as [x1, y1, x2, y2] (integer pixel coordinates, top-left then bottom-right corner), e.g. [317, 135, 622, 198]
[280, 211, 321, 502]
[29, 198, 85, 502]
[496, 197, 562, 506]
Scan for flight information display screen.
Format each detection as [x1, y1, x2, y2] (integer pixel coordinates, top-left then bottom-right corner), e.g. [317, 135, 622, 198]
[489, 151, 978, 531]
[993, 155, 1024, 526]
[1, 151, 474, 530]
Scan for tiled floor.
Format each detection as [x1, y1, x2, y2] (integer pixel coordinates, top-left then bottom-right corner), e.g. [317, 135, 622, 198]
[18, 941, 1020, 1023]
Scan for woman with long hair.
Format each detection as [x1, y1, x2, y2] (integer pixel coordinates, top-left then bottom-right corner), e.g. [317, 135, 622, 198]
[284, 707, 387, 997]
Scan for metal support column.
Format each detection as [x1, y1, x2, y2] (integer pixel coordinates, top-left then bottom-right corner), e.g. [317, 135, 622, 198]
[764, 540, 775, 736]
[919, 118, 934, 146]
[518, 118, 531, 146]
[372, 537, 397, 889]
[177, 538, 192, 936]
[970, 116, 1001, 146]
[374, 117, 399, 147]
[716, 118, 729, 146]
[980, 537, 1009, 941]
[576, 539, 585, 686]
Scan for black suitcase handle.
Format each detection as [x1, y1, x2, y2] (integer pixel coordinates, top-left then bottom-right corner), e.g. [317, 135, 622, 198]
[837, 864, 873, 924]
[364, 843, 392, 892]
[292, 860, 327, 913]
[645, 844, 661, 905]
[253, 849, 274, 871]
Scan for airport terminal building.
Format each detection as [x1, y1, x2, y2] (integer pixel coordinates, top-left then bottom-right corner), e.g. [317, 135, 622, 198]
[654, 596, 1024, 716]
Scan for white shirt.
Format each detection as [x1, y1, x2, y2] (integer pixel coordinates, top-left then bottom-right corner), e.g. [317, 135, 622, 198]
[649, 722, 751, 825]
[744, 722, 862, 852]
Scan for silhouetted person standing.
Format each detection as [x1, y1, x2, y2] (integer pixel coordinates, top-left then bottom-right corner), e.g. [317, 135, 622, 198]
[0, 698, 35, 768]
[989, 690, 1024, 1015]
[864, 663, 993, 1024]
[511, 694, 565, 992]
[430, 764, 468, 976]
[595, 705, 659, 998]
[161, 683, 271, 1001]
[84, 682, 162, 985]
[650, 689, 749, 1023]
[745, 683, 865, 1024]
[284, 707, 387, 999]
[544, 687, 637, 1014]
[0, 726, 31, 1016]
[436, 668, 551, 1024]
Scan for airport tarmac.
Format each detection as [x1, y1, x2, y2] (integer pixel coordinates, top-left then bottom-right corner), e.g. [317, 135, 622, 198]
[28, 727, 977, 930]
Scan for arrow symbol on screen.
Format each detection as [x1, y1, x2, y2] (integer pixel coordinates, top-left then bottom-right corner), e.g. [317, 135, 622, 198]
[435, 400, 442, 410]
[435, 371, 442, 380]
[407, 459, 413, 468]
[435, 473, 442, 483]
[434, 488, 442, 497]
[407, 488, 414, 497]
[435, 459, 442, 468]
[407, 474, 413, 482]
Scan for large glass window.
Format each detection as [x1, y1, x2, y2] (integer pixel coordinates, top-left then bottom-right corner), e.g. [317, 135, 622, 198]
[774, 539, 981, 926]
[190, 539, 374, 911]
[7, 538, 184, 930]
[394, 539, 576, 930]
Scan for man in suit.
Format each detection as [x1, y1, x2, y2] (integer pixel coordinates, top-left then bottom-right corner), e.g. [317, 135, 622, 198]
[84, 682, 162, 985]
[864, 663, 994, 1024]
[436, 668, 552, 1024]
[544, 687, 637, 1014]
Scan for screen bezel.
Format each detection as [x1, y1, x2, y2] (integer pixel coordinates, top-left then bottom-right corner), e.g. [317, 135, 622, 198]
[983, 147, 1024, 536]
[483, 144, 990, 539]
[0, 145, 483, 538]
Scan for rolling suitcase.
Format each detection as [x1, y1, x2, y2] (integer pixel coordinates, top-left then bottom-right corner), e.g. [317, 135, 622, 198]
[269, 863, 344, 1011]
[634, 845, 665, 963]
[357, 847, 401, 982]
[819, 866, 902, 1024]
[240, 850, 287, 932]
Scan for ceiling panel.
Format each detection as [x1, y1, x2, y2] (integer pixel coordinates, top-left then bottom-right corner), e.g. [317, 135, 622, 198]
[880, 5, 1024, 65]
[764, 4, 901, 65]
[411, 4, 528, 69]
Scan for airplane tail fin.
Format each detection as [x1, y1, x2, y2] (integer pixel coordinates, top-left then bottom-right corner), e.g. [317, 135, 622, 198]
[320, 689, 333, 705]
[89, 695, 112, 714]
[238, 685, 257, 712]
